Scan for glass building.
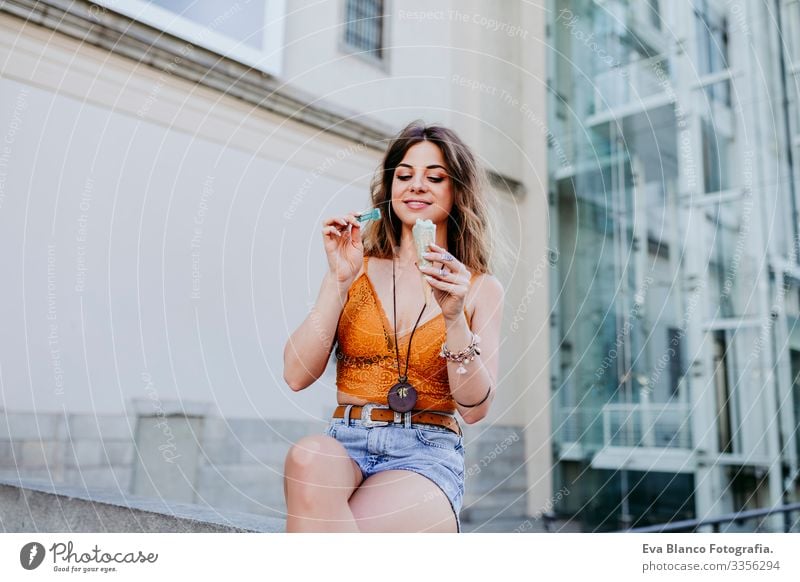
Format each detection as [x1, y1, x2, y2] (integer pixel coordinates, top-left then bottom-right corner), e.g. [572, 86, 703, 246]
[547, 0, 800, 530]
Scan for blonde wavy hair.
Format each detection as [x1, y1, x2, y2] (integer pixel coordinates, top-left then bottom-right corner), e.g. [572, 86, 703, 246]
[362, 120, 495, 275]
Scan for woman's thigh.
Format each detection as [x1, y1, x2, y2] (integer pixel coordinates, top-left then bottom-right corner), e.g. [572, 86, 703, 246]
[348, 469, 458, 533]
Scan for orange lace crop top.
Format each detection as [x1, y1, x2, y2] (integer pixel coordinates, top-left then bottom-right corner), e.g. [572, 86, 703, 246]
[335, 256, 475, 413]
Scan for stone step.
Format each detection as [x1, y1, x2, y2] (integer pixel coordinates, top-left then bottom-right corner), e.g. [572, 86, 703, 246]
[465, 486, 527, 506]
[465, 469, 527, 493]
[461, 516, 583, 533]
[461, 488, 528, 522]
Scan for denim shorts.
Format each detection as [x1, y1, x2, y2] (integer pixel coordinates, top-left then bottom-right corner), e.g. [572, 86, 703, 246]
[324, 405, 466, 533]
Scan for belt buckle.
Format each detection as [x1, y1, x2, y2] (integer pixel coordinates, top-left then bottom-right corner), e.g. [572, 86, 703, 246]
[360, 403, 390, 427]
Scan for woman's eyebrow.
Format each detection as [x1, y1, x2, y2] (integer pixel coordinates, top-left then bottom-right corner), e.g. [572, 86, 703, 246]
[397, 163, 448, 171]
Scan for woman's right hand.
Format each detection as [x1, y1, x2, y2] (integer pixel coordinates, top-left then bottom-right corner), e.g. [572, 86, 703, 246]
[322, 212, 363, 287]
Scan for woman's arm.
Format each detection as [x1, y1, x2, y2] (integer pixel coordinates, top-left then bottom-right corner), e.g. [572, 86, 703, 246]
[443, 275, 504, 424]
[282, 273, 351, 391]
[283, 212, 363, 391]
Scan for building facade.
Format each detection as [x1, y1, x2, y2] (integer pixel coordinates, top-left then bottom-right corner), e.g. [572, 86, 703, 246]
[548, 0, 800, 530]
[0, 0, 550, 530]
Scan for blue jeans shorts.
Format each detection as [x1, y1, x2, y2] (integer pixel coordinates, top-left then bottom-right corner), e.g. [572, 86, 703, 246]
[324, 404, 466, 532]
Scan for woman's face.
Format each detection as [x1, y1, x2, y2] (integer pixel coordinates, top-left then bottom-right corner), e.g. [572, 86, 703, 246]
[390, 141, 453, 227]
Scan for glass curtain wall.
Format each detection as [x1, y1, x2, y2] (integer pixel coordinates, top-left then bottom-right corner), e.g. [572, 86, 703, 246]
[546, 0, 761, 529]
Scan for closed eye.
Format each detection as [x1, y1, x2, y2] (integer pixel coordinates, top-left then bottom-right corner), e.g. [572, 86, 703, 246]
[397, 176, 445, 182]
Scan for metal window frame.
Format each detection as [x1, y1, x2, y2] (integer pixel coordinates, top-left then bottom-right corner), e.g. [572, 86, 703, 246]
[339, 0, 391, 72]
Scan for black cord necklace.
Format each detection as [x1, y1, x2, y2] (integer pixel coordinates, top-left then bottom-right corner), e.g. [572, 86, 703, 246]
[387, 255, 427, 413]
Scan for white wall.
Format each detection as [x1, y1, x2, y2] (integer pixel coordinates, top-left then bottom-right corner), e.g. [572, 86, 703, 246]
[282, 0, 455, 131]
[0, 15, 379, 420]
[0, 5, 546, 430]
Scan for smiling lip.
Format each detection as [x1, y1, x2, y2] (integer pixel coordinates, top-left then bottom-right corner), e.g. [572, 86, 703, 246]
[404, 200, 431, 210]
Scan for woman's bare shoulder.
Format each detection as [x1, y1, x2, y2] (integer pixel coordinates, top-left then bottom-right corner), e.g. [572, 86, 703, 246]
[467, 273, 504, 319]
[471, 273, 504, 298]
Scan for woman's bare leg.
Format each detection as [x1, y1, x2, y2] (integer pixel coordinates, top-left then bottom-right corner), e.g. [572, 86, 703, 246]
[348, 470, 458, 532]
[284, 434, 364, 532]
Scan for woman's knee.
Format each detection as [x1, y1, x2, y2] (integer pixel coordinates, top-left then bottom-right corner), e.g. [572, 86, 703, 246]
[285, 435, 323, 471]
[284, 435, 357, 504]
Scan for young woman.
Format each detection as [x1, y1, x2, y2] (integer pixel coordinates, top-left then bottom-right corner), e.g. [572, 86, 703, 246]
[282, 120, 504, 533]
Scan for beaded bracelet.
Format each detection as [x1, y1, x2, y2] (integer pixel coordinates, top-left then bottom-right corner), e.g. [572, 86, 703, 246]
[440, 332, 481, 374]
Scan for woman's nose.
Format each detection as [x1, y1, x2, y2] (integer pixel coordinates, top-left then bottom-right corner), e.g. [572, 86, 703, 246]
[410, 173, 427, 191]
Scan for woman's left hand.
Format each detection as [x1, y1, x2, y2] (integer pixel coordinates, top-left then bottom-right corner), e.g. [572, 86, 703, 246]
[417, 243, 471, 322]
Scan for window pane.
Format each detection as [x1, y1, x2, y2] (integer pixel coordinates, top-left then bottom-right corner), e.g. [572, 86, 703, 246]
[695, 0, 729, 76]
[344, 0, 384, 58]
[667, 327, 684, 398]
[648, 0, 661, 30]
[149, 0, 266, 50]
[702, 118, 730, 193]
[792, 350, 800, 462]
[703, 78, 731, 107]
[786, 1, 800, 65]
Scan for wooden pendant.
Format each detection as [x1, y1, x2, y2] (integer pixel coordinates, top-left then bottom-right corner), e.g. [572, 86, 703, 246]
[388, 382, 417, 413]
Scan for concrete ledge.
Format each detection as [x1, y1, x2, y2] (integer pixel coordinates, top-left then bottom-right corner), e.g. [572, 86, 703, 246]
[0, 477, 285, 533]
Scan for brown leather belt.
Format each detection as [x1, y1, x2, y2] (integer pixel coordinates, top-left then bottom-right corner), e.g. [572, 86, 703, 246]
[333, 404, 462, 437]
